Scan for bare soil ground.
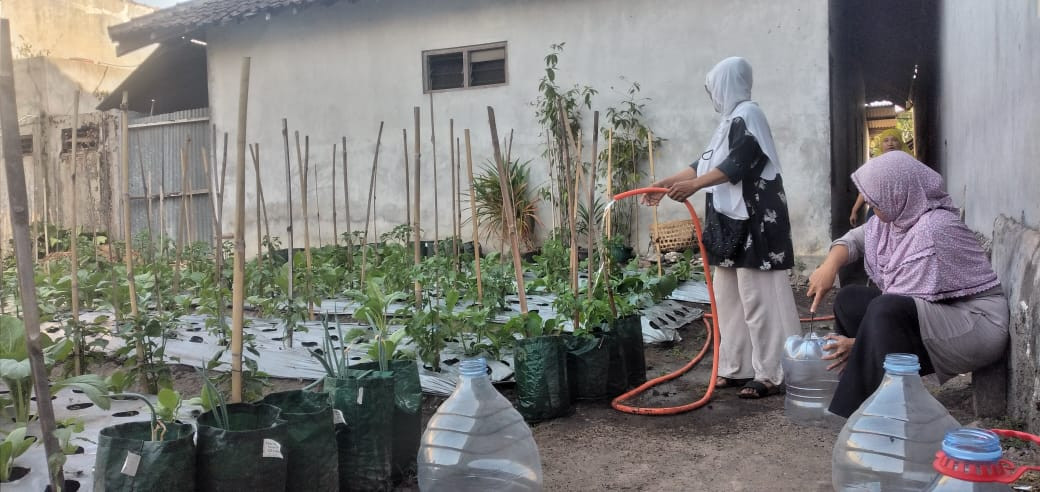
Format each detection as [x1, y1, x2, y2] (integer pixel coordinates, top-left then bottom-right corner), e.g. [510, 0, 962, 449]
[136, 282, 1035, 491]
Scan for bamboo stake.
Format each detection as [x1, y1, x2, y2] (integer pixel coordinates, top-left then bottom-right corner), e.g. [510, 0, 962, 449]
[506, 129, 514, 163]
[606, 129, 614, 241]
[119, 92, 146, 391]
[429, 94, 440, 248]
[70, 90, 82, 375]
[546, 133, 558, 232]
[341, 137, 351, 268]
[220, 132, 229, 213]
[465, 129, 483, 301]
[185, 137, 194, 246]
[201, 147, 221, 325]
[158, 171, 166, 258]
[360, 122, 384, 285]
[412, 108, 422, 307]
[402, 130, 410, 228]
[449, 119, 458, 268]
[0, 21, 64, 488]
[295, 132, 313, 282]
[173, 142, 187, 294]
[331, 144, 338, 246]
[251, 144, 261, 257]
[136, 141, 155, 250]
[588, 111, 599, 299]
[281, 120, 295, 346]
[456, 136, 462, 261]
[42, 147, 49, 267]
[230, 57, 250, 404]
[487, 107, 527, 313]
[559, 98, 579, 296]
[248, 144, 272, 257]
[313, 152, 322, 247]
[648, 130, 662, 276]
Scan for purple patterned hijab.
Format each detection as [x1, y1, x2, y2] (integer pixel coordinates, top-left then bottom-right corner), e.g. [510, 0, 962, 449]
[852, 151, 999, 301]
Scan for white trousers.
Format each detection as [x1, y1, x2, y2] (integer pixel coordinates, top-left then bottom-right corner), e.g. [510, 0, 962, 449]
[713, 267, 800, 385]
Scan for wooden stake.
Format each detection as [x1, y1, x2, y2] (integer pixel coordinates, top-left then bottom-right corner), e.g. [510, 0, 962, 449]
[487, 107, 527, 313]
[429, 93, 440, 247]
[648, 130, 662, 276]
[403, 129, 410, 228]
[546, 133, 558, 232]
[201, 147, 223, 323]
[248, 144, 272, 257]
[360, 122, 384, 285]
[558, 98, 579, 296]
[295, 132, 313, 283]
[0, 21, 65, 487]
[313, 150, 322, 247]
[70, 90, 82, 375]
[506, 129, 514, 163]
[173, 142, 187, 294]
[230, 57, 251, 403]
[119, 92, 145, 390]
[185, 137, 194, 246]
[412, 107, 422, 307]
[465, 129, 483, 301]
[456, 136, 463, 262]
[331, 144, 338, 246]
[588, 111, 599, 299]
[606, 129, 614, 240]
[449, 119, 458, 268]
[281, 120, 295, 334]
[341, 136, 351, 268]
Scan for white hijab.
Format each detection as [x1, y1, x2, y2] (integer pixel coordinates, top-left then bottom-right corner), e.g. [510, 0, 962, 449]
[695, 57, 782, 220]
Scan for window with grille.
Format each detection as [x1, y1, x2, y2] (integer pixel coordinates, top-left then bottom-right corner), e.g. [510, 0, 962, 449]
[423, 42, 507, 92]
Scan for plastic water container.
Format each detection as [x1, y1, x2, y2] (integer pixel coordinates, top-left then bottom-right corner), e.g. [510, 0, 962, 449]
[924, 428, 1011, 491]
[782, 330, 841, 426]
[418, 358, 543, 492]
[832, 353, 960, 491]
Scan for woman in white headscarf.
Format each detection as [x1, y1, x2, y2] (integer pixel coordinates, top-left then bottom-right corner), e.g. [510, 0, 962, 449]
[643, 57, 800, 398]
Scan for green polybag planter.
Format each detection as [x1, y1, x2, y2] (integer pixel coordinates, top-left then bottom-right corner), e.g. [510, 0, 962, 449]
[614, 314, 647, 387]
[325, 368, 395, 491]
[196, 403, 289, 492]
[258, 390, 339, 492]
[93, 421, 195, 492]
[514, 335, 572, 421]
[564, 334, 610, 400]
[352, 359, 422, 481]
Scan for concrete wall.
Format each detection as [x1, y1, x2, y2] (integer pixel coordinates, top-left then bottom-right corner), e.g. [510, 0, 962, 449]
[938, 1, 1040, 231]
[991, 216, 1040, 434]
[205, 0, 832, 259]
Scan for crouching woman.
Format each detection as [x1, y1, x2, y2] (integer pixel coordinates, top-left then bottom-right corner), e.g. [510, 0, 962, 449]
[807, 151, 1009, 418]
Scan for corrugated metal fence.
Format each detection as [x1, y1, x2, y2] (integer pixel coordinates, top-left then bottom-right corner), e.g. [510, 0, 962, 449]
[128, 108, 215, 248]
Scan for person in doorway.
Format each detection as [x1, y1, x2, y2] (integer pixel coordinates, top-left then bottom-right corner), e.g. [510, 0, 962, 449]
[642, 57, 800, 399]
[849, 128, 910, 226]
[807, 151, 1009, 417]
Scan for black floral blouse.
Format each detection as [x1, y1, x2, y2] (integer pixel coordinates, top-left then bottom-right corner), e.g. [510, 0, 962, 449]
[697, 117, 795, 270]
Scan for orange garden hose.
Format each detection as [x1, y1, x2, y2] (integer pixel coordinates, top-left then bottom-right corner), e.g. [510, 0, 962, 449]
[608, 187, 835, 415]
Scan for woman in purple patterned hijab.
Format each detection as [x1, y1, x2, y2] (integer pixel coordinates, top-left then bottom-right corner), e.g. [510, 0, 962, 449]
[807, 151, 1009, 418]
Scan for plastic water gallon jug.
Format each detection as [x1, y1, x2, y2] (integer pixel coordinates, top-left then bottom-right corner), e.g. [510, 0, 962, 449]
[831, 353, 960, 491]
[782, 330, 840, 426]
[925, 428, 1040, 491]
[418, 358, 543, 492]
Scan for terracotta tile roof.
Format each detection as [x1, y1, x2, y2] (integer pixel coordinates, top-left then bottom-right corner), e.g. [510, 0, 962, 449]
[109, 0, 354, 56]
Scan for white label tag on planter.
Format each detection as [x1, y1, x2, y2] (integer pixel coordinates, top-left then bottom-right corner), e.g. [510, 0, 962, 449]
[262, 439, 283, 459]
[121, 452, 141, 477]
[333, 409, 345, 425]
[357, 387, 364, 405]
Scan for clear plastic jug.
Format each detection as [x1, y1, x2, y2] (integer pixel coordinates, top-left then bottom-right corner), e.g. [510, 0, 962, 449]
[924, 428, 1011, 491]
[782, 330, 840, 426]
[418, 358, 543, 492]
[832, 353, 960, 491]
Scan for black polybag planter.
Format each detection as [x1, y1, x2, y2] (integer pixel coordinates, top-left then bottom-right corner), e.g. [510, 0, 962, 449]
[514, 335, 572, 421]
[352, 360, 422, 481]
[195, 403, 289, 492]
[614, 314, 647, 387]
[325, 368, 396, 491]
[93, 421, 196, 492]
[258, 390, 338, 492]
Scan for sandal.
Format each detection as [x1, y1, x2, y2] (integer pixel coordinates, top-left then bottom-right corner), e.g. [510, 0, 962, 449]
[738, 380, 784, 399]
[715, 376, 753, 389]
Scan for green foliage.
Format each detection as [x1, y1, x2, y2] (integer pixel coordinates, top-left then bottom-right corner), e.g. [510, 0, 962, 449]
[0, 427, 35, 482]
[472, 159, 541, 250]
[156, 387, 182, 424]
[351, 278, 409, 371]
[54, 418, 86, 455]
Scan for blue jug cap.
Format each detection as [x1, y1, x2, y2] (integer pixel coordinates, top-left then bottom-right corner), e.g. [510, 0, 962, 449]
[459, 358, 488, 378]
[882, 353, 920, 374]
[942, 428, 1003, 462]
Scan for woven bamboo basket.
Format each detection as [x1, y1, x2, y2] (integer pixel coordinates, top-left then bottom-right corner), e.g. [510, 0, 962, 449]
[650, 219, 697, 253]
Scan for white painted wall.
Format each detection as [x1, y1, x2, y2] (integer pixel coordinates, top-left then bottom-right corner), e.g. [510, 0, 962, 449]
[205, 0, 832, 260]
[939, 1, 1040, 232]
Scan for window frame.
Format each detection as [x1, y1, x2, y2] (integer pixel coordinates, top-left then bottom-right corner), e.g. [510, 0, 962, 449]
[422, 41, 508, 93]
